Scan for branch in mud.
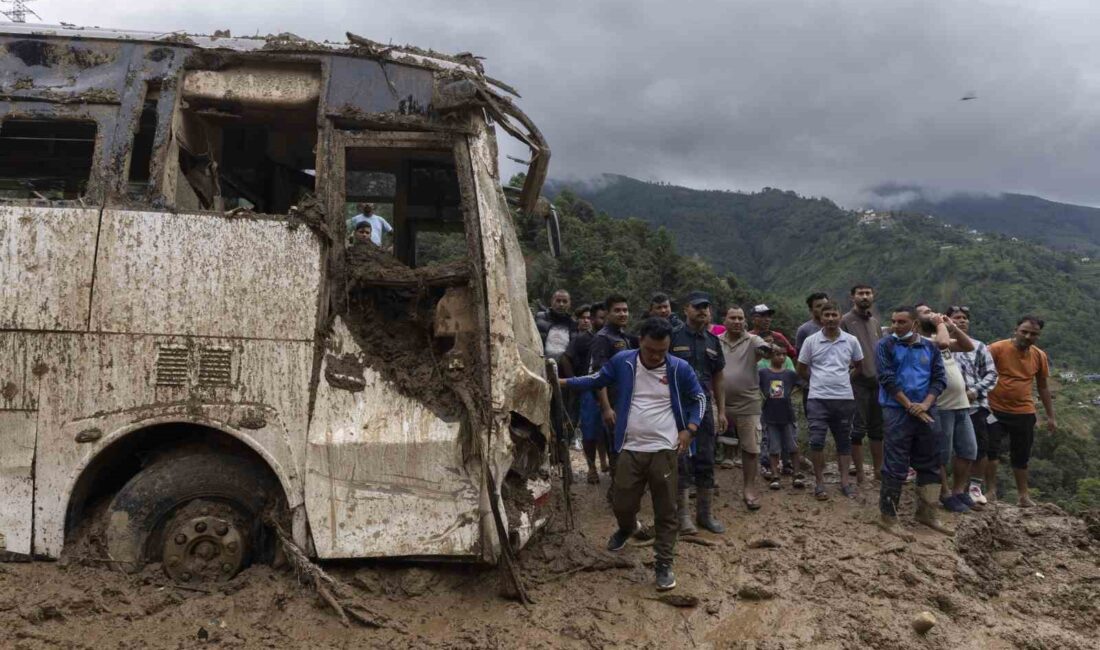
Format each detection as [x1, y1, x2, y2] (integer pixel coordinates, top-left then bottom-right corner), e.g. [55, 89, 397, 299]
[264, 514, 404, 631]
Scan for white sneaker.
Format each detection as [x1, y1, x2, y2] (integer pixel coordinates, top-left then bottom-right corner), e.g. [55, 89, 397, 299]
[573, 439, 582, 451]
[905, 468, 917, 483]
[969, 484, 988, 505]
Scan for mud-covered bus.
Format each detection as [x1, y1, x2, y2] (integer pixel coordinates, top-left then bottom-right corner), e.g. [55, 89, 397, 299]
[0, 24, 557, 583]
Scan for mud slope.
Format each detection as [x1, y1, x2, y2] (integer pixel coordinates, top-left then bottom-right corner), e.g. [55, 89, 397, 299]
[2, 453, 1098, 649]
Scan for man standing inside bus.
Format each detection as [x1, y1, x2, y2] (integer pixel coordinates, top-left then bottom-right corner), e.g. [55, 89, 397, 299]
[560, 317, 705, 591]
[347, 202, 393, 246]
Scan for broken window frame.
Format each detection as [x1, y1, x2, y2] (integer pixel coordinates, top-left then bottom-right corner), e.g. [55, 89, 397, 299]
[330, 130, 473, 269]
[0, 104, 111, 205]
[153, 62, 323, 219]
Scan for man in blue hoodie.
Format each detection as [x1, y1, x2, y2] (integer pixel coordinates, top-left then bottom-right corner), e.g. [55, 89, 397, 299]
[560, 317, 705, 591]
[875, 306, 949, 540]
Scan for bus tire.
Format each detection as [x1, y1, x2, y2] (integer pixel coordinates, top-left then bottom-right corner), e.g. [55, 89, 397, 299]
[105, 451, 278, 583]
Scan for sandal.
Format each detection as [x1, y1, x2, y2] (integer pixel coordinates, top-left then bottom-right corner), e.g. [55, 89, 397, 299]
[793, 477, 806, 489]
[769, 479, 781, 491]
[814, 484, 828, 501]
[744, 496, 761, 511]
[841, 484, 857, 499]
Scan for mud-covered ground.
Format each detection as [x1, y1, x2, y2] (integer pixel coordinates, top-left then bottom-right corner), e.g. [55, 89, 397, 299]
[3, 452, 1099, 649]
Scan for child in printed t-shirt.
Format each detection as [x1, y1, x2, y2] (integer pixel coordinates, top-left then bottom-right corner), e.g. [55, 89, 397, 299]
[759, 344, 805, 490]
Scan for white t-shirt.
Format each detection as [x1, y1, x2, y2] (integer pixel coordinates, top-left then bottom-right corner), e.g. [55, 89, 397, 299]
[544, 324, 571, 360]
[798, 330, 863, 400]
[937, 350, 970, 411]
[623, 361, 679, 452]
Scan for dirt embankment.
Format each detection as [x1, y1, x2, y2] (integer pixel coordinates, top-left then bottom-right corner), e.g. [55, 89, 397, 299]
[3, 454, 1098, 649]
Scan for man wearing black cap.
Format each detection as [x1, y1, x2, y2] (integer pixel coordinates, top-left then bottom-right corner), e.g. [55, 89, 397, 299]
[669, 291, 726, 533]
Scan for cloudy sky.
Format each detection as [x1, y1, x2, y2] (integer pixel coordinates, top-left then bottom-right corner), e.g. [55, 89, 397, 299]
[22, 1, 1100, 206]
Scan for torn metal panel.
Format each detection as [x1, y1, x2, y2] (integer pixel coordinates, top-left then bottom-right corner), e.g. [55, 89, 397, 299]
[305, 317, 481, 559]
[88, 209, 323, 340]
[20, 329, 313, 557]
[467, 125, 549, 428]
[0, 411, 35, 555]
[0, 205, 98, 331]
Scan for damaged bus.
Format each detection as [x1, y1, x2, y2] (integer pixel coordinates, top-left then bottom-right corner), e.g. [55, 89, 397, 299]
[0, 24, 558, 582]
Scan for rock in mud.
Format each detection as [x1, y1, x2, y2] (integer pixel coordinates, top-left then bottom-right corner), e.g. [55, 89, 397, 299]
[737, 584, 775, 601]
[912, 611, 936, 634]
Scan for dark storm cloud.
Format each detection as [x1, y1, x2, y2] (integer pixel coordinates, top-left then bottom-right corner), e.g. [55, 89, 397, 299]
[37, 0, 1100, 205]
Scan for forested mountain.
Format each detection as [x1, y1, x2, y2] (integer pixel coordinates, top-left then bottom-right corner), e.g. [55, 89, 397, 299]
[536, 174, 1100, 370]
[866, 184, 1100, 256]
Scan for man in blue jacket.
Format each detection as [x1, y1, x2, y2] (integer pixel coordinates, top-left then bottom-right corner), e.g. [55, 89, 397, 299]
[560, 317, 705, 591]
[875, 306, 949, 539]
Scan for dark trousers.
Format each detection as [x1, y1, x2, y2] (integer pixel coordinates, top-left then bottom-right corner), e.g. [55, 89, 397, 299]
[806, 398, 856, 454]
[988, 411, 1037, 469]
[882, 406, 941, 486]
[614, 449, 679, 565]
[970, 407, 989, 460]
[851, 378, 884, 444]
[679, 396, 716, 489]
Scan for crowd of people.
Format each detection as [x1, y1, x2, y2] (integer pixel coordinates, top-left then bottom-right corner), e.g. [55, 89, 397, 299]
[538, 286, 1057, 591]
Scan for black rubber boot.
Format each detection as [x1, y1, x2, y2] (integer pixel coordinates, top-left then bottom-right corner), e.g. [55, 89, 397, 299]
[695, 488, 726, 534]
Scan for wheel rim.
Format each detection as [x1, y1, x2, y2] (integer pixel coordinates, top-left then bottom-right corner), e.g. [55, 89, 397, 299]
[161, 502, 247, 583]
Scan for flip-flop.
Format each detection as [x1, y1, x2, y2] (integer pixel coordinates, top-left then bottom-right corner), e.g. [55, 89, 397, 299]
[814, 485, 828, 501]
[744, 496, 761, 511]
[769, 480, 781, 491]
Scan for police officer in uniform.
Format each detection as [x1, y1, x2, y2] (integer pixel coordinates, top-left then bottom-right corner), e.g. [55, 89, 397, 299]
[669, 291, 726, 534]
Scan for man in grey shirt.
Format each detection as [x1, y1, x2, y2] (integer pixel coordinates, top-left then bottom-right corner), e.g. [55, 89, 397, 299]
[839, 284, 883, 483]
[795, 291, 830, 352]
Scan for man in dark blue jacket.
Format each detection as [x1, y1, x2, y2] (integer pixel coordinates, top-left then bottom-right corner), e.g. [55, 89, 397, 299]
[561, 317, 705, 591]
[875, 306, 949, 539]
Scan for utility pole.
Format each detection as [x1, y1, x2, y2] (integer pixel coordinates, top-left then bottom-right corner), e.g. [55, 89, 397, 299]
[1, 0, 41, 23]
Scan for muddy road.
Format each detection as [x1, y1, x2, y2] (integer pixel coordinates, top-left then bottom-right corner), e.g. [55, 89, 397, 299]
[2, 452, 1098, 649]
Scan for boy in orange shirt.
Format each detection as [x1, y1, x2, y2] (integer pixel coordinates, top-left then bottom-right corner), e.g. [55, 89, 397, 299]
[986, 315, 1057, 507]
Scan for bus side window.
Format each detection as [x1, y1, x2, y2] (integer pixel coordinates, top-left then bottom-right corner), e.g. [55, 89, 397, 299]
[0, 119, 97, 200]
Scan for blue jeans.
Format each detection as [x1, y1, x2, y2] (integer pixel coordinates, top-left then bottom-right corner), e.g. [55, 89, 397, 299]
[935, 408, 977, 464]
[806, 398, 856, 455]
[882, 406, 941, 486]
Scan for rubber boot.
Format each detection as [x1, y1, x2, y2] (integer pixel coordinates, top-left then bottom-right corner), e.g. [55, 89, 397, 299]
[695, 488, 726, 534]
[915, 483, 955, 535]
[876, 477, 914, 541]
[677, 489, 698, 535]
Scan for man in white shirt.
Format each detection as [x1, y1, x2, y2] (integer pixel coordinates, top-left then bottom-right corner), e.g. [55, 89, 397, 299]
[797, 301, 864, 500]
[346, 203, 393, 246]
[560, 317, 705, 592]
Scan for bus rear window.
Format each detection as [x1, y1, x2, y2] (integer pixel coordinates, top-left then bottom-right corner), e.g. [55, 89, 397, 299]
[0, 119, 97, 200]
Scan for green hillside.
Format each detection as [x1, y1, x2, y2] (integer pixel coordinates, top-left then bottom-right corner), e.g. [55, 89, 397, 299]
[543, 175, 1100, 370]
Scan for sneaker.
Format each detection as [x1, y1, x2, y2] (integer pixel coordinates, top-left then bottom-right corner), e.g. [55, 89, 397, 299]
[769, 479, 781, 491]
[958, 491, 981, 510]
[841, 484, 857, 499]
[762, 468, 775, 481]
[573, 438, 582, 451]
[905, 468, 917, 483]
[607, 522, 639, 552]
[655, 562, 677, 591]
[968, 484, 988, 506]
[941, 494, 970, 513]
